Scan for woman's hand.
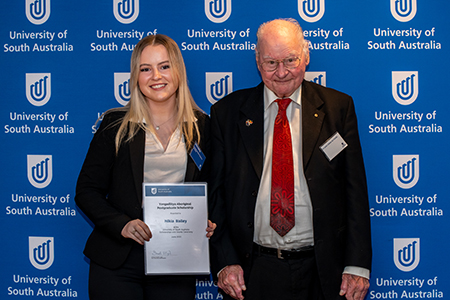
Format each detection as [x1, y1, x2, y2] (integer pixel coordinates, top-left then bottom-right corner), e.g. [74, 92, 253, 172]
[206, 220, 217, 238]
[121, 219, 152, 245]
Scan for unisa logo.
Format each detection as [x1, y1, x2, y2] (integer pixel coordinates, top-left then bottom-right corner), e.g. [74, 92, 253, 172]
[391, 0, 417, 22]
[305, 71, 326, 86]
[27, 155, 53, 189]
[114, 73, 130, 106]
[114, 0, 139, 24]
[392, 71, 418, 105]
[26, 73, 51, 107]
[393, 155, 419, 189]
[393, 238, 420, 272]
[205, 72, 233, 104]
[205, 0, 231, 23]
[298, 0, 325, 23]
[26, 0, 51, 25]
[29, 236, 54, 270]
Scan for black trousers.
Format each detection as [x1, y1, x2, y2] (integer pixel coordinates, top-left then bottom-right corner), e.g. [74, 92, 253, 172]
[88, 243, 196, 300]
[241, 246, 325, 300]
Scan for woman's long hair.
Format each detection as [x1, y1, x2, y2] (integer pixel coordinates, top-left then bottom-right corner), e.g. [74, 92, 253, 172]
[107, 34, 201, 153]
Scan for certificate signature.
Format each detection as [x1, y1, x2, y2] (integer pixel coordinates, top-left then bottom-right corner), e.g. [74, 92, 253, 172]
[151, 250, 174, 259]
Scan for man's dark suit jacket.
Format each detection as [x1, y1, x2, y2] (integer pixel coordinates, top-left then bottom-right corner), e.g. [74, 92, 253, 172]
[76, 110, 210, 269]
[208, 80, 372, 300]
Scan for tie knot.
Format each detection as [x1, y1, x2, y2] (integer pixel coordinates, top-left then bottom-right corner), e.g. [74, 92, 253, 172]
[276, 98, 291, 111]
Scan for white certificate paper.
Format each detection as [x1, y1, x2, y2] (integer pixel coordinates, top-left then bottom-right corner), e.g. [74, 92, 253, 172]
[142, 183, 210, 275]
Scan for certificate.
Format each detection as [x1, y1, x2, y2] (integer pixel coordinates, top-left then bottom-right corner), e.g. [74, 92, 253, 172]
[142, 183, 210, 275]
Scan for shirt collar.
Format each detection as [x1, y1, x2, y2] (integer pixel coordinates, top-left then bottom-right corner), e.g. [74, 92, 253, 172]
[263, 84, 303, 111]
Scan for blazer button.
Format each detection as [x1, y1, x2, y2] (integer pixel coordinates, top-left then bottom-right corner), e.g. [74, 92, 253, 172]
[247, 222, 253, 228]
[251, 191, 257, 197]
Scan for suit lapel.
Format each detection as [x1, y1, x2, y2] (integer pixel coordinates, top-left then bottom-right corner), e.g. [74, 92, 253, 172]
[302, 81, 325, 170]
[130, 129, 145, 204]
[238, 84, 265, 179]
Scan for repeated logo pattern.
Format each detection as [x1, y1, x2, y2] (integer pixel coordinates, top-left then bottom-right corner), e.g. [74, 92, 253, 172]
[26, 73, 51, 107]
[27, 155, 53, 189]
[26, 0, 51, 25]
[29, 236, 54, 270]
[1, 0, 446, 298]
[205, 72, 233, 104]
[298, 0, 325, 23]
[305, 71, 326, 86]
[393, 238, 420, 272]
[393, 155, 419, 189]
[205, 0, 232, 23]
[392, 71, 419, 105]
[113, 0, 139, 24]
[114, 72, 131, 106]
[391, 0, 417, 22]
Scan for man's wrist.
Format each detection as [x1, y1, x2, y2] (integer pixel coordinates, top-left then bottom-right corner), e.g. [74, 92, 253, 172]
[343, 266, 370, 280]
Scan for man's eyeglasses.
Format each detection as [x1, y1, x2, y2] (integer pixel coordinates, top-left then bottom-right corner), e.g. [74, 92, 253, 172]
[259, 57, 301, 72]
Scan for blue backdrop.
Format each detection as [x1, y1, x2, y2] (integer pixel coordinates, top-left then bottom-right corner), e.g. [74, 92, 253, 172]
[1, 0, 448, 299]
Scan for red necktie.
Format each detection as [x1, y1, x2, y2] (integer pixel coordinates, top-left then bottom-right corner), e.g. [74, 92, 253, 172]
[270, 98, 295, 237]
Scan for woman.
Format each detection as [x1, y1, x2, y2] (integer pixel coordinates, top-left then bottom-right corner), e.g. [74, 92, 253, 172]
[75, 34, 214, 300]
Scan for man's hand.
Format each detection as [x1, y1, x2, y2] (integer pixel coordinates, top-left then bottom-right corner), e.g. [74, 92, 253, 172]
[218, 265, 246, 300]
[340, 273, 370, 300]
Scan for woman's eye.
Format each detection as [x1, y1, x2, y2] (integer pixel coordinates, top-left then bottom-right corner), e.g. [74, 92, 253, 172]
[161, 64, 170, 70]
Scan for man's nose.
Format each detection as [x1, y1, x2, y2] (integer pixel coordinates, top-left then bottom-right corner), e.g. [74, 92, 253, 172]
[275, 62, 289, 77]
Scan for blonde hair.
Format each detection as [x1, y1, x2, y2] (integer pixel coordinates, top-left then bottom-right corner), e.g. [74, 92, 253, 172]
[106, 34, 201, 153]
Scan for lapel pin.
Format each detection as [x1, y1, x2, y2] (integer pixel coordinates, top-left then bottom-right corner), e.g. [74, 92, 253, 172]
[246, 119, 253, 126]
[314, 113, 319, 118]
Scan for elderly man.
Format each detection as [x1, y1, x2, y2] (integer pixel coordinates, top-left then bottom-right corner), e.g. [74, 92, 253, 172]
[208, 18, 372, 300]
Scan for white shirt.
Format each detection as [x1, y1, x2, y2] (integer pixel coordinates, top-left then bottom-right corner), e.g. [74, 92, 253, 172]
[143, 127, 187, 184]
[253, 85, 314, 250]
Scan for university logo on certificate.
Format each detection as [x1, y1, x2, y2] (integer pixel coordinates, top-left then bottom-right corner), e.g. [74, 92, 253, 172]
[142, 183, 210, 275]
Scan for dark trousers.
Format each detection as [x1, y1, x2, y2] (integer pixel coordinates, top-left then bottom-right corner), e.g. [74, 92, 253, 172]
[88, 243, 196, 300]
[241, 246, 325, 300]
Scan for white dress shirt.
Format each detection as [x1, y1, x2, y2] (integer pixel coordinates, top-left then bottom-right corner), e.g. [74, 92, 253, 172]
[143, 127, 187, 184]
[254, 85, 314, 250]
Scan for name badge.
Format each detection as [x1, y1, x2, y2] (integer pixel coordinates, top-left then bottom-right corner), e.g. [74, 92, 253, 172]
[189, 142, 206, 171]
[320, 132, 348, 161]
